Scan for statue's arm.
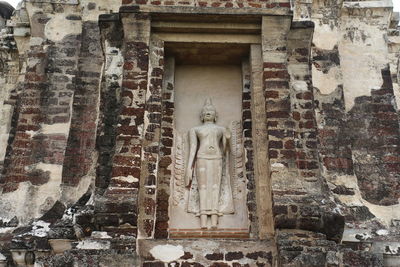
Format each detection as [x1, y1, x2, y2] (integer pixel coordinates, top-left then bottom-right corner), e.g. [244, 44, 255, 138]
[185, 128, 197, 187]
[223, 127, 231, 154]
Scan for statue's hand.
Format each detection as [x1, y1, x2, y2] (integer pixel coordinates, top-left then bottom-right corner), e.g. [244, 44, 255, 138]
[185, 168, 193, 188]
[225, 128, 231, 139]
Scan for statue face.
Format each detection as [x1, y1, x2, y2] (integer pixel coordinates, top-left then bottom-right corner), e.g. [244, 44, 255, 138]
[201, 109, 217, 122]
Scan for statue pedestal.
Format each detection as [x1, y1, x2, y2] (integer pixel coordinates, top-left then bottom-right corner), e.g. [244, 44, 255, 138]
[169, 228, 249, 239]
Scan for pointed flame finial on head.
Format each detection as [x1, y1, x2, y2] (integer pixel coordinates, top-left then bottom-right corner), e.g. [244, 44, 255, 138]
[204, 97, 215, 110]
[200, 97, 217, 122]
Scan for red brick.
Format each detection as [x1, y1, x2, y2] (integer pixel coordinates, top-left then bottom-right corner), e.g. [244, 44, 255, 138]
[323, 157, 353, 170]
[267, 111, 290, 118]
[304, 120, 315, 129]
[16, 125, 40, 132]
[263, 62, 286, 69]
[13, 140, 32, 149]
[281, 149, 296, 159]
[117, 125, 140, 136]
[112, 166, 141, 178]
[296, 160, 319, 170]
[265, 90, 279, 99]
[114, 155, 140, 166]
[264, 70, 289, 79]
[292, 112, 301, 121]
[269, 140, 283, 149]
[269, 150, 278, 158]
[25, 73, 45, 82]
[144, 197, 156, 215]
[383, 156, 400, 163]
[302, 111, 314, 120]
[123, 62, 134, 70]
[284, 140, 295, 149]
[22, 107, 41, 114]
[1, 183, 20, 193]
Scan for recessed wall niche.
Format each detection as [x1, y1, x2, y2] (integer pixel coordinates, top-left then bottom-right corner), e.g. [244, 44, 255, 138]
[165, 43, 251, 238]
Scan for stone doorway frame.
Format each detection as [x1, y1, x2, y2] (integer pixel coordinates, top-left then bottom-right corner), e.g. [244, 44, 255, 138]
[117, 8, 293, 240]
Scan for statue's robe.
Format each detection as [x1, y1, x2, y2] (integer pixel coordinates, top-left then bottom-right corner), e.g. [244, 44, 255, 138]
[187, 152, 235, 216]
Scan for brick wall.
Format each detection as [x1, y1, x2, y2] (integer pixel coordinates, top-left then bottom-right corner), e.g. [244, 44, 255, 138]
[347, 67, 400, 206]
[62, 21, 103, 187]
[1, 33, 81, 192]
[93, 13, 151, 238]
[121, 0, 290, 9]
[139, 36, 165, 238]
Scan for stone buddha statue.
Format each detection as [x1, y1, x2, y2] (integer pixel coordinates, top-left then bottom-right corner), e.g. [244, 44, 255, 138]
[185, 98, 234, 229]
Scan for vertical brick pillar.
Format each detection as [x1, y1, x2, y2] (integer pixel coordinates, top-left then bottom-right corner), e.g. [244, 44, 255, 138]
[137, 37, 165, 238]
[154, 57, 174, 239]
[95, 15, 123, 191]
[62, 21, 104, 188]
[94, 12, 151, 238]
[242, 60, 258, 238]
[250, 44, 274, 239]
[263, 18, 344, 242]
[261, 16, 294, 233]
[261, 16, 293, 175]
[287, 23, 320, 181]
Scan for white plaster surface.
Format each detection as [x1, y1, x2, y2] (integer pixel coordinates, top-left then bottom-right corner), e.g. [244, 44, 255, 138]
[312, 23, 339, 51]
[393, 83, 400, 109]
[25, 220, 50, 237]
[339, 16, 391, 111]
[91, 231, 112, 239]
[271, 163, 285, 168]
[291, 80, 308, 92]
[149, 245, 185, 263]
[0, 227, 15, 234]
[113, 175, 139, 183]
[312, 65, 342, 95]
[81, 0, 121, 21]
[333, 174, 400, 226]
[342, 228, 372, 242]
[0, 163, 63, 224]
[44, 14, 81, 42]
[376, 229, 389, 236]
[76, 240, 110, 250]
[174, 65, 242, 133]
[40, 123, 70, 134]
[0, 104, 12, 162]
[0, 253, 5, 260]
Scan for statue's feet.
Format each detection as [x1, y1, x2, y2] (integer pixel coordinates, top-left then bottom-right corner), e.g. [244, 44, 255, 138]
[200, 215, 207, 229]
[211, 214, 218, 229]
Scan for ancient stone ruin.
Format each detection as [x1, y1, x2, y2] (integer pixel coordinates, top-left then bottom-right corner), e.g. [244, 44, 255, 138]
[0, 0, 399, 266]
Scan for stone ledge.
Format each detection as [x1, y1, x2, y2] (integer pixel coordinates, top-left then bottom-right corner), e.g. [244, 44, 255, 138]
[26, 0, 79, 5]
[342, 0, 392, 9]
[99, 13, 120, 22]
[120, 5, 291, 16]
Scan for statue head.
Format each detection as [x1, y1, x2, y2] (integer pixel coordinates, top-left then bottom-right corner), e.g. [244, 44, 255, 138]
[200, 98, 217, 123]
